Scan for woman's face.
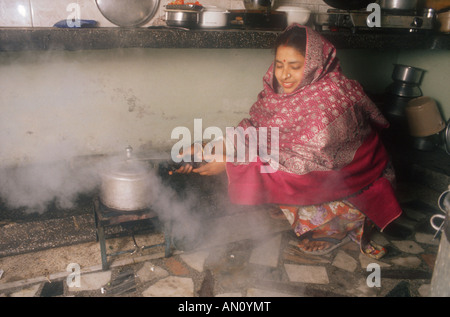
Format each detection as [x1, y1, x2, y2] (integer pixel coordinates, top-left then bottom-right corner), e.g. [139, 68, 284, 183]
[274, 45, 305, 94]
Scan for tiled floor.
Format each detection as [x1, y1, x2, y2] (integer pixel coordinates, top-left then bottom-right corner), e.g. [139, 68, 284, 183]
[0, 180, 446, 297]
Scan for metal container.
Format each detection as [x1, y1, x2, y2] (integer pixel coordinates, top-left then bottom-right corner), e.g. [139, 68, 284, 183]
[96, 0, 160, 27]
[99, 147, 153, 211]
[243, 0, 276, 10]
[165, 10, 199, 28]
[388, 82, 422, 97]
[405, 96, 446, 137]
[392, 64, 425, 84]
[276, 6, 311, 25]
[437, 9, 450, 33]
[378, 0, 419, 11]
[199, 7, 229, 28]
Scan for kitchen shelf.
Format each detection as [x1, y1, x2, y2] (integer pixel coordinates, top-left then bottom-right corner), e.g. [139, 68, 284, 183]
[0, 27, 449, 51]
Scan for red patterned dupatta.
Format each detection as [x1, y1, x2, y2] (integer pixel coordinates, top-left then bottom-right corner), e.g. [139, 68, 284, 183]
[225, 25, 402, 230]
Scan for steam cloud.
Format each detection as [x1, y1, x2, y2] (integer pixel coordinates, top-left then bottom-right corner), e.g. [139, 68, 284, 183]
[0, 156, 102, 213]
[0, 148, 226, 249]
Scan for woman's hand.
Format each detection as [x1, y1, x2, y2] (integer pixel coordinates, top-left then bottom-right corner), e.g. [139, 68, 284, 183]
[173, 139, 227, 176]
[193, 160, 226, 176]
[172, 143, 203, 174]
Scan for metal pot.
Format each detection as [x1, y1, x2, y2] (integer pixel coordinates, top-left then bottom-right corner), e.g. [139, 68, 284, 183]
[388, 82, 422, 97]
[392, 64, 425, 84]
[199, 7, 229, 28]
[243, 0, 276, 10]
[99, 146, 153, 211]
[165, 9, 199, 28]
[378, 0, 419, 11]
[96, 0, 160, 27]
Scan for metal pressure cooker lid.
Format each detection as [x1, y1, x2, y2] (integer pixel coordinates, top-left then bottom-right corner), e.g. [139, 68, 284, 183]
[102, 160, 151, 180]
[96, 0, 160, 27]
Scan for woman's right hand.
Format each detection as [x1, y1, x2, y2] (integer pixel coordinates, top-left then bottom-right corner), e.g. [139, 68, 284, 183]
[172, 143, 203, 174]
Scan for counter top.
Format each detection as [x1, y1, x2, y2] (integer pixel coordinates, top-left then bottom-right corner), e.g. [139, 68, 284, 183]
[1, 27, 449, 51]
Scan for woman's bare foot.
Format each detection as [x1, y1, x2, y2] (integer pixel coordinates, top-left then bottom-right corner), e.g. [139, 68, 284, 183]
[298, 231, 347, 252]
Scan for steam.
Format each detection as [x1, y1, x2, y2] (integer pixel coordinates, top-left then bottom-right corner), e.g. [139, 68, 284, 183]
[0, 147, 229, 249]
[0, 156, 102, 213]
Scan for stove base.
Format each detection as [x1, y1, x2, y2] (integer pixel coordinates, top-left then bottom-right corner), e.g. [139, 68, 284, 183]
[92, 198, 172, 270]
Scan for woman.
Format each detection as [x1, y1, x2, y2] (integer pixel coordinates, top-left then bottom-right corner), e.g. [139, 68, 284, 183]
[177, 25, 402, 258]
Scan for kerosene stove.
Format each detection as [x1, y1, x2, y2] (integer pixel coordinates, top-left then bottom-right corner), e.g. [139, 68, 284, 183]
[92, 197, 172, 270]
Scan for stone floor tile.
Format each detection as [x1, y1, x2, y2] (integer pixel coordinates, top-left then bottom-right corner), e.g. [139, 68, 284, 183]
[40, 281, 64, 297]
[180, 250, 209, 272]
[385, 281, 411, 297]
[390, 256, 422, 268]
[415, 232, 440, 246]
[249, 234, 281, 268]
[284, 264, 329, 284]
[391, 240, 425, 254]
[345, 278, 379, 297]
[10, 283, 41, 297]
[418, 284, 431, 297]
[359, 253, 391, 269]
[341, 240, 360, 252]
[164, 257, 190, 276]
[68, 270, 111, 292]
[371, 232, 390, 246]
[421, 253, 437, 270]
[136, 262, 169, 283]
[332, 251, 358, 272]
[142, 276, 194, 297]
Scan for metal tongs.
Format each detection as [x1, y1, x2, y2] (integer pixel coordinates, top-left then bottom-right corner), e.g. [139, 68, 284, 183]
[430, 187, 450, 241]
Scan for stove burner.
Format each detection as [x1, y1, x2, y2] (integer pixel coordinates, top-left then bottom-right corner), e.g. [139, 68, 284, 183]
[92, 197, 172, 270]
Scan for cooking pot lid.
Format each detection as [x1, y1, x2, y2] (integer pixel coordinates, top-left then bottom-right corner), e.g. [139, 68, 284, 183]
[102, 160, 151, 178]
[96, 0, 160, 27]
[203, 6, 229, 12]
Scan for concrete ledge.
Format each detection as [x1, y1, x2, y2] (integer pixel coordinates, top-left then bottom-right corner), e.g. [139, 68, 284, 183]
[1, 28, 449, 51]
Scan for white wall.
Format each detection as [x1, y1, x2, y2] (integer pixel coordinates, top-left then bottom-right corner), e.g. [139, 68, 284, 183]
[0, 48, 274, 166]
[1, 0, 449, 167]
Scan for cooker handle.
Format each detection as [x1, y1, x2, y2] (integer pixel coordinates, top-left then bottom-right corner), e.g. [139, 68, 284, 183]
[126, 145, 133, 159]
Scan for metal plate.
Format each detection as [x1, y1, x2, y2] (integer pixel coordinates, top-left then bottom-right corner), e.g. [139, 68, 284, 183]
[323, 0, 373, 10]
[96, 0, 160, 27]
